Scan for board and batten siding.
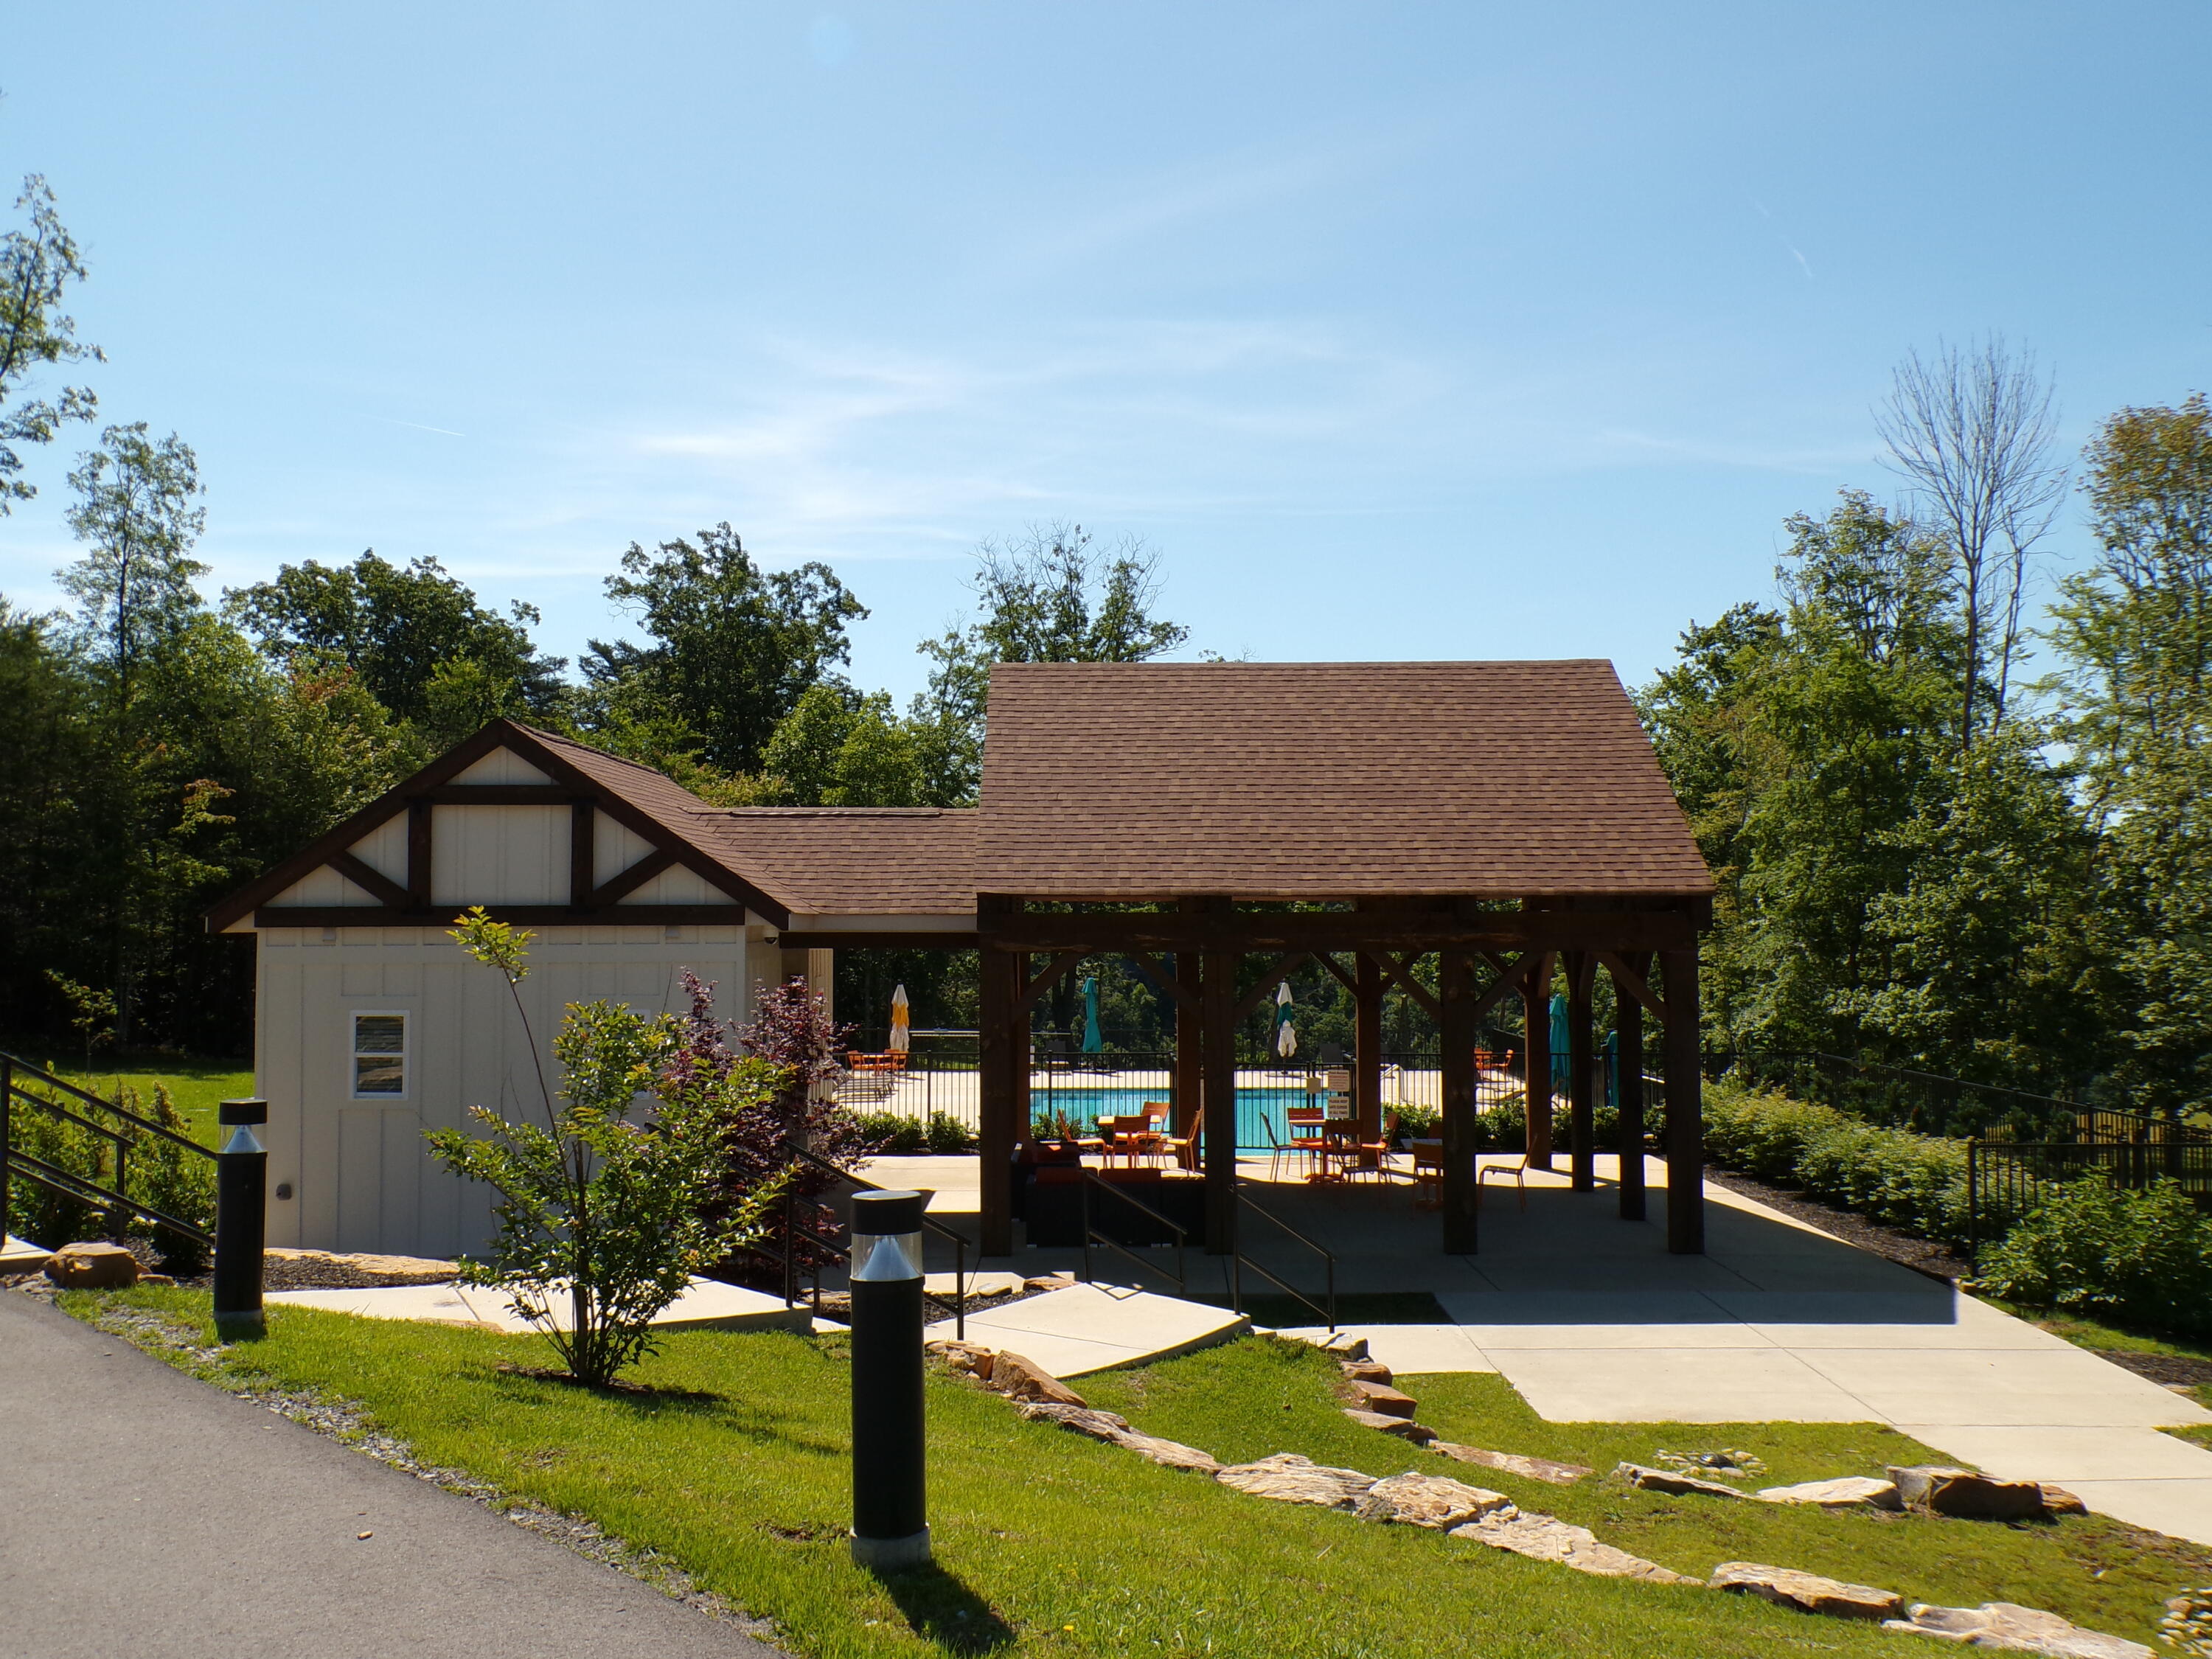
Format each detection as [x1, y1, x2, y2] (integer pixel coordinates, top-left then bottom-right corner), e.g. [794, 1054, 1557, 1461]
[254, 925, 760, 1257]
[236, 737, 834, 1258]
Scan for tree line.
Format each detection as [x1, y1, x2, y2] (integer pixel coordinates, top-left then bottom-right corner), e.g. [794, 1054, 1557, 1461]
[7, 173, 2212, 1124]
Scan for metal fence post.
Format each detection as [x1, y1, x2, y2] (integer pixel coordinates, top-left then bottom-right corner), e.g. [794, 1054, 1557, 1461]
[213, 1099, 268, 1340]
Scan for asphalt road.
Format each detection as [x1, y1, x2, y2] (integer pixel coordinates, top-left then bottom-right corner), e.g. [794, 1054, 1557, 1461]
[0, 1290, 785, 1659]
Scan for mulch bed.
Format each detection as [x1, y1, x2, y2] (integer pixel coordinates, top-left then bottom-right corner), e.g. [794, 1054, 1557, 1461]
[2094, 1349, 2212, 1388]
[1702, 1166, 1972, 1281]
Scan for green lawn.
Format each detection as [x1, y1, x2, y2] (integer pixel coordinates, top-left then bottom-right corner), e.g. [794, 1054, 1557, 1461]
[60, 1287, 2208, 1658]
[1, 1045, 251, 1147]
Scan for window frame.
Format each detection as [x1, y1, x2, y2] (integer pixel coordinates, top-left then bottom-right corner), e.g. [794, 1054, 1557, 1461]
[349, 1009, 411, 1102]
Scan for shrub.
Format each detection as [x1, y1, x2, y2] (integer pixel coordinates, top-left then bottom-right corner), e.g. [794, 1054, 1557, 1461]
[844, 1110, 975, 1154]
[4, 1080, 102, 1246]
[1976, 1179, 2212, 1339]
[429, 909, 786, 1385]
[128, 1083, 215, 1271]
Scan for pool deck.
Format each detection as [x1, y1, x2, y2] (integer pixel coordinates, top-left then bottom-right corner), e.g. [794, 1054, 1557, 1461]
[856, 1150, 2212, 1546]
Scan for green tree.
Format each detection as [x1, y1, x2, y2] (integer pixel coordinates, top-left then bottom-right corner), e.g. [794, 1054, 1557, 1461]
[916, 522, 1189, 801]
[757, 685, 925, 807]
[1644, 490, 2094, 1087]
[225, 549, 566, 739]
[2047, 394, 2212, 1116]
[0, 175, 101, 512]
[59, 423, 206, 720]
[582, 524, 866, 773]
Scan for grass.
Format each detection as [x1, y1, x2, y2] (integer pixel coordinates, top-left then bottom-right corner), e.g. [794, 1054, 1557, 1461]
[60, 1287, 2210, 1659]
[1, 1043, 251, 1146]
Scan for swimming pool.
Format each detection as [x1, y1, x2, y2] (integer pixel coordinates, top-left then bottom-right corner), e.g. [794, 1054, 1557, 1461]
[1026, 1084, 1321, 1153]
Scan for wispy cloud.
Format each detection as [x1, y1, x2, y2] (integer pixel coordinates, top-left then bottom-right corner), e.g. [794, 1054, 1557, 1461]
[1749, 198, 1815, 280]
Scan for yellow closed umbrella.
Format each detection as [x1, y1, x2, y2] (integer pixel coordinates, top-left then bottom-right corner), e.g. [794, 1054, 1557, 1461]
[888, 984, 911, 1054]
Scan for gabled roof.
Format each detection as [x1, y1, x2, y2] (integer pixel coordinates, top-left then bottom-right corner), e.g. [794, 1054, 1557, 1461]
[694, 808, 978, 917]
[975, 660, 1713, 901]
[203, 720, 976, 931]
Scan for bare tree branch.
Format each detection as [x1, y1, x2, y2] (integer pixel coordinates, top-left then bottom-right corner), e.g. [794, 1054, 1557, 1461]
[1876, 335, 2066, 744]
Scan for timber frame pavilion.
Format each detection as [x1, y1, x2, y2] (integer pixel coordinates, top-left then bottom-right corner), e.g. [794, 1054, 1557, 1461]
[796, 661, 1718, 1262]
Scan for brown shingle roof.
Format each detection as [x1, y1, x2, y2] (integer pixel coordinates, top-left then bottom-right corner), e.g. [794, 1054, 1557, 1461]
[975, 661, 1711, 900]
[692, 809, 978, 917]
[526, 726, 981, 916]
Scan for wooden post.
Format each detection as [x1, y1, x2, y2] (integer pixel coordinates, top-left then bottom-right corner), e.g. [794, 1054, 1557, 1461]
[1172, 952, 1203, 1136]
[1439, 948, 1478, 1253]
[1612, 951, 1649, 1221]
[1522, 953, 1554, 1169]
[1201, 936, 1239, 1256]
[1173, 897, 1208, 1137]
[1567, 951, 1595, 1193]
[1661, 945, 1703, 1254]
[978, 902, 1018, 1256]
[568, 799, 594, 908]
[1354, 952, 1384, 1142]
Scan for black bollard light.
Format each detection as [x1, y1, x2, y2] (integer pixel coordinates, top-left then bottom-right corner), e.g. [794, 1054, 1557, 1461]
[212, 1099, 268, 1341]
[848, 1187, 931, 1573]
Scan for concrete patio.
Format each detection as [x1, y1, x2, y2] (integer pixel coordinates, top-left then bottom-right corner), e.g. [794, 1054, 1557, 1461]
[859, 1150, 2212, 1545]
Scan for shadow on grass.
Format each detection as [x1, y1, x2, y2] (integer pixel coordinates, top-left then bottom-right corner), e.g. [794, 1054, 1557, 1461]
[875, 1561, 1016, 1653]
[485, 1363, 846, 1453]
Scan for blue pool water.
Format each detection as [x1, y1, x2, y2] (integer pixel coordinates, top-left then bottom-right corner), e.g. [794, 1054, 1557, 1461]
[1027, 1084, 1316, 1154]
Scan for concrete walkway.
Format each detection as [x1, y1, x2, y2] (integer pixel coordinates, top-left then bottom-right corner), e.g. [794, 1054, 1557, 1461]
[872, 1152, 2212, 1545]
[0, 1291, 780, 1659]
[925, 1281, 1248, 1377]
[266, 1274, 810, 1336]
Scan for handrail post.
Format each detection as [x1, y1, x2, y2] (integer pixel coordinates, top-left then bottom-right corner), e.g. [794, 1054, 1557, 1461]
[111, 1135, 131, 1242]
[1, 1055, 12, 1243]
[1079, 1178, 1093, 1285]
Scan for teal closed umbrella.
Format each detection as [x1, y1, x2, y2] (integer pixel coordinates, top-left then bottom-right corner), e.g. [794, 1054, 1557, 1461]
[1549, 992, 1571, 1096]
[1081, 975, 1103, 1054]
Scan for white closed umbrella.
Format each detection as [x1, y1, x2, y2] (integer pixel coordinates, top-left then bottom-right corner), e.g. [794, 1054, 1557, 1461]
[888, 984, 911, 1054]
[1273, 981, 1297, 1059]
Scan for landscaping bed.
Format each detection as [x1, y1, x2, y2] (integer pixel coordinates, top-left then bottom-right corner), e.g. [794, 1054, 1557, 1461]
[1703, 1166, 1969, 1281]
[45, 1284, 2209, 1658]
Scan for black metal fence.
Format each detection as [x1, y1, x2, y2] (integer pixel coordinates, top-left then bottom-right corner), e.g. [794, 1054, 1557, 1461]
[832, 1032, 1530, 1152]
[1710, 1049, 2096, 1139]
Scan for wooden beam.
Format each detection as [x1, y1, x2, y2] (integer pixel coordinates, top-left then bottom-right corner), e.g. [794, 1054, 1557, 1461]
[1127, 951, 1197, 1009]
[1202, 938, 1238, 1256]
[570, 801, 594, 908]
[326, 851, 411, 910]
[590, 847, 678, 906]
[256, 904, 749, 929]
[1595, 949, 1669, 1023]
[1523, 952, 1554, 1169]
[975, 908, 1700, 955]
[1467, 952, 1536, 1027]
[406, 800, 431, 906]
[1022, 951, 1085, 1010]
[1371, 953, 1443, 1022]
[1312, 952, 1359, 995]
[1568, 950, 1596, 1192]
[1439, 949, 1478, 1253]
[419, 785, 578, 804]
[1613, 951, 1649, 1222]
[1232, 952, 1312, 1023]
[1662, 947, 1704, 1254]
[1354, 952, 1382, 1142]
[978, 905, 1020, 1256]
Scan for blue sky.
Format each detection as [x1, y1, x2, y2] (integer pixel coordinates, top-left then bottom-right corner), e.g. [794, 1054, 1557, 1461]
[4, 4, 2208, 703]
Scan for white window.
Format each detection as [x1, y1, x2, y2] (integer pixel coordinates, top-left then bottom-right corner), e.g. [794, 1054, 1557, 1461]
[352, 1012, 408, 1099]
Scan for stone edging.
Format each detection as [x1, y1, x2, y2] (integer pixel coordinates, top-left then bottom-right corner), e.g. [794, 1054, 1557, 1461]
[936, 1335, 2155, 1658]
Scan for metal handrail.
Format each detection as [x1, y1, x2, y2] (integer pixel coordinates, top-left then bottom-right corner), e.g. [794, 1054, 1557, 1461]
[771, 1139, 969, 1338]
[1074, 1169, 1187, 1295]
[7, 1152, 215, 1248]
[1, 1051, 215, 1157]
[1230, 1190, 1335, 1331]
